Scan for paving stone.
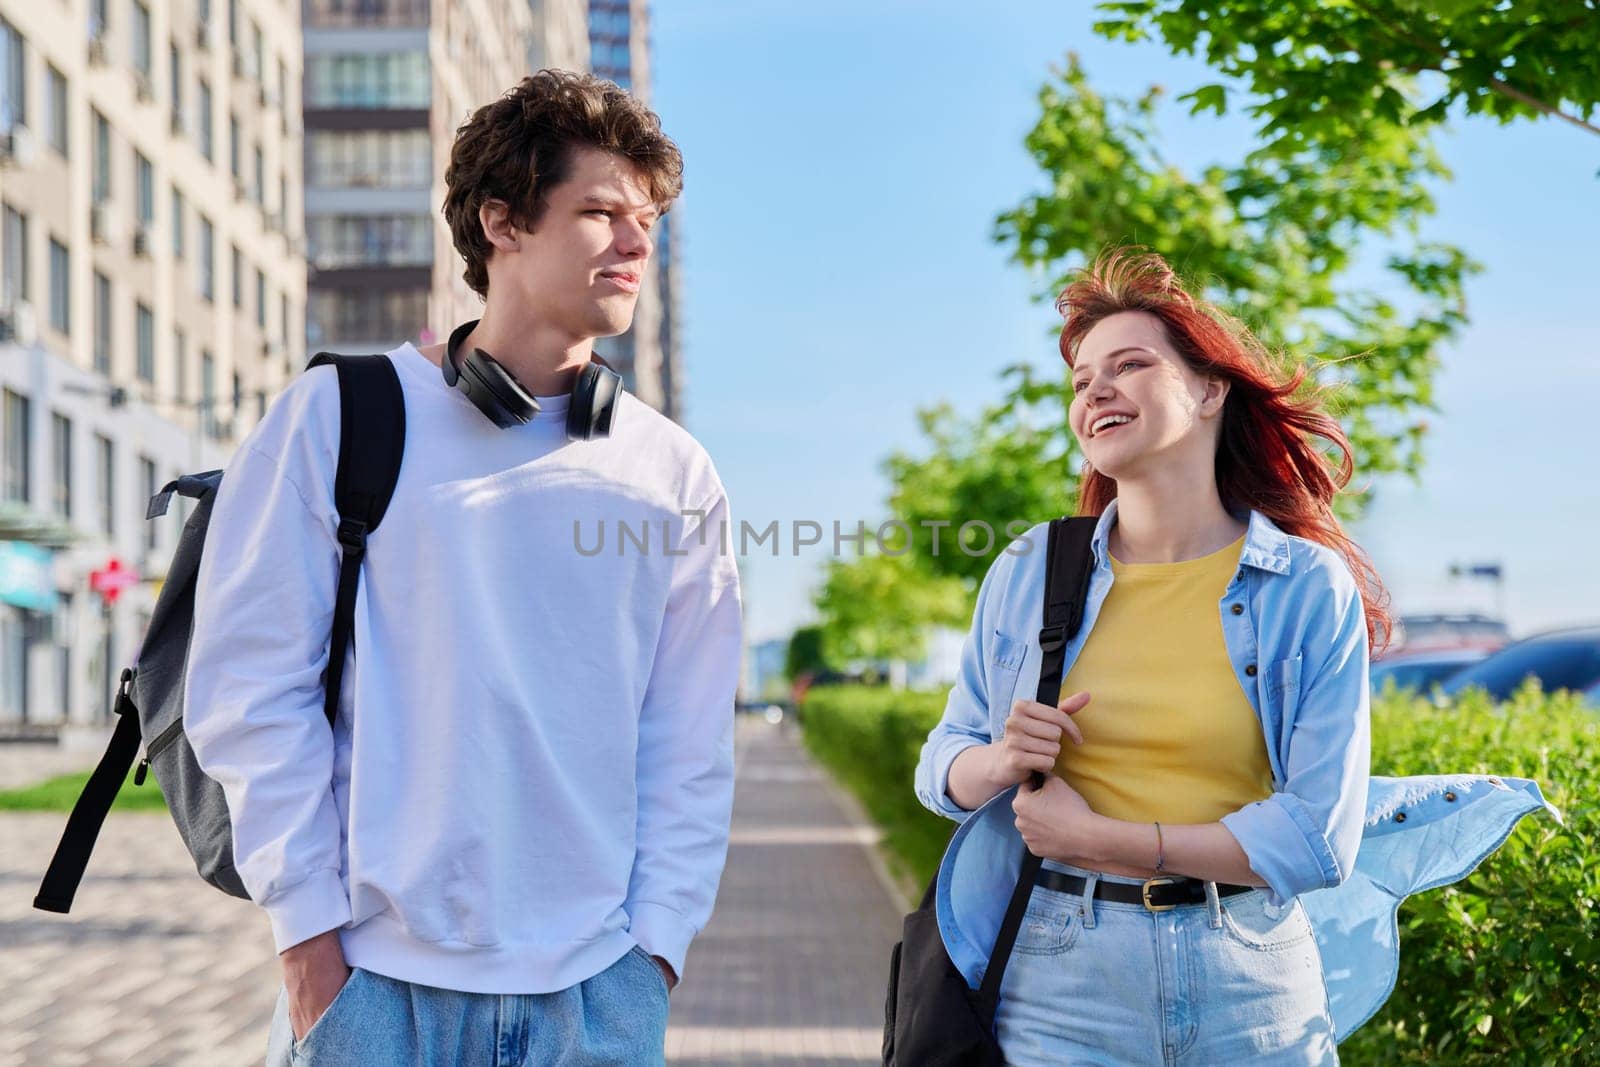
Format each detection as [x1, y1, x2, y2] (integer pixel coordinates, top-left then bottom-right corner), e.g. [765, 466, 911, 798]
[0, 718, 903, 1065]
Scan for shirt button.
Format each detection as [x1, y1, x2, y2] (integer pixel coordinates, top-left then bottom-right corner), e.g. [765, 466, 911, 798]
[1245, 664, 1258, 677]
[1394, 812, 1407, 823]
[1231, 603, 1244, 615]
[1444, 792, 1457, 802]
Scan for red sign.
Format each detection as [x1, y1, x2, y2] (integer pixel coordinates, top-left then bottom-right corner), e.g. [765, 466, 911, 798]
[89, 557, 141, 604]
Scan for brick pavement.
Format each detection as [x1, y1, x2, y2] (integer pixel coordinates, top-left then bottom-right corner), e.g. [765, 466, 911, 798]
[0, 717, 904, 1066]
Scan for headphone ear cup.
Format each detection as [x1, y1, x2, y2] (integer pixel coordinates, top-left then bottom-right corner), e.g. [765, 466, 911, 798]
[568, 363, 622, 441]
[461, 349, 540, 428]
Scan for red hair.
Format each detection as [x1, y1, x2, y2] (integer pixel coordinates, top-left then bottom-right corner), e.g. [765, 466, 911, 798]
[1057, 247, 1393, 654]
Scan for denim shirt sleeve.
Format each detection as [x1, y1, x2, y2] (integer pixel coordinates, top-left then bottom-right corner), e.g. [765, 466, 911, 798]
[1220, 555, 1372, 905]
[914, 551, 1010, 824]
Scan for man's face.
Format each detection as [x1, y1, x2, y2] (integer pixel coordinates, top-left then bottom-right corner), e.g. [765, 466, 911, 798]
[492, 146, 660, 341]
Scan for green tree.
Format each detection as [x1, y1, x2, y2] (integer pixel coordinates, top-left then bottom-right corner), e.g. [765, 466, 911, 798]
[817, 30, 1486, 650]
[813, 551, 969, 665]
[783, 625, 832, 683]
[1095, 0, 1600, 147]
[994, 55, 1474, 503]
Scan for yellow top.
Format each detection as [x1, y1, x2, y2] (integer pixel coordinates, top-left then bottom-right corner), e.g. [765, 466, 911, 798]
[1054, 533, 1274, 824]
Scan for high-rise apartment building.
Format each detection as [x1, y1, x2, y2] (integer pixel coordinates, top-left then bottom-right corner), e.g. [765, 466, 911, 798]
[0, 0, 305, 728]
[588, 0, 679, 420]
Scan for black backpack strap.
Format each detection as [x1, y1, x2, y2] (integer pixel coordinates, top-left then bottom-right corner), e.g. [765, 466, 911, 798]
[978, 515, 1097, 1007]
[32, 671, 140, 913]
[307, 352, 406, 727]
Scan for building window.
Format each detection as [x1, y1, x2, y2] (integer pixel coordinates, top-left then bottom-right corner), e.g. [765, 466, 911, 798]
[255, 268, 266, 329]
[135, 152, 154, 226]
[197, 79, 212, 161]
[173, 329, 187, 403]
[93, 272, 111, 374]
[305, 53, 430, 109]
[171, 188, 185, 257]
[307, 130, 431, 188]
[2, 388, 28, 504]
[198, 215, 213, 300]
[250, 21, 263, 84]
[231, 245, 242, 307]
[132, 1, 152, 78]
[169, 41, 182, 131]
[252, 145, 263, 204]
[48, 238, 69, 336]
[136, 302, 154, 383]
[308, 215, 431, 269]
[51, 411, 70, 518]
[309, 288, 427, 344]
[305, 0, 429, 28]
[2, 203, 28, 304]
[228, 0, 239, 47]
[140, 455, 158, 552]
[229, 114, 240, 180]
[92, 110, 112, 203]
[46, 66, 68, 156]
[280, 292, 290, 350]
[0, 17, 24, 132]
[95, 433, 114, 538]
[200, 350, 217, 438]
[90, 0, 109, 37]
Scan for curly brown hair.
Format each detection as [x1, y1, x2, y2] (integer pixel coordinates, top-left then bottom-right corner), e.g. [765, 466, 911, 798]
[442, 69, 684, 298]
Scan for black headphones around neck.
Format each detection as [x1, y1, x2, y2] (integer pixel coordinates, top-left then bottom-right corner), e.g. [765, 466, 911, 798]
[441, 319, 622, 440]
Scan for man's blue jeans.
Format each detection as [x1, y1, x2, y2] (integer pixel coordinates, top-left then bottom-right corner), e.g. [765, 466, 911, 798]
[266, 944, 670, 1066]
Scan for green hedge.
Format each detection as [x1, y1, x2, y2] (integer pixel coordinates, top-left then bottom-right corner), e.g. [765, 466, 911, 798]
[799, 686, 951, 892]
[800, 681, 1597, 1064]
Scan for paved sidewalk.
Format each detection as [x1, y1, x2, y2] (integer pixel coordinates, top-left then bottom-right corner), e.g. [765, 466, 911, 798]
[0, 717, 903, 1066]
[664, 718, 904, 1066]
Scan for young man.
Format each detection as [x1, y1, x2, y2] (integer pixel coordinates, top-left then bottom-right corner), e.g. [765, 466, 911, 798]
[184, 71, 742, 1064]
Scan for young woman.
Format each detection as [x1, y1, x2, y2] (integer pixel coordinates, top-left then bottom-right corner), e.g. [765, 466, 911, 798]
[914, 246, 1390, 1064]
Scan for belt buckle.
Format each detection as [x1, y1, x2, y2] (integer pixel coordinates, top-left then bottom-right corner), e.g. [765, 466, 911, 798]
[1142, 877, 1180, 912]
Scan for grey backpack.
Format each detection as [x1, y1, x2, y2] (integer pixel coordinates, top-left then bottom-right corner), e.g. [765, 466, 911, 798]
[34, 353, 405, 912]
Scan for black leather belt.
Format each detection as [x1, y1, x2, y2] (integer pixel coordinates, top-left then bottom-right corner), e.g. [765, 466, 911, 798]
[1036, 868, 1254, 912]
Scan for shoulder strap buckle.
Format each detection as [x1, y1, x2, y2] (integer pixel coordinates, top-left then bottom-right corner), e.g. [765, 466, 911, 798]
[337, 517, 368, 555]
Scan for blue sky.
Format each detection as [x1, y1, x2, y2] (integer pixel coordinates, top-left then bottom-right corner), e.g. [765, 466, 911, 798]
[651, 1, 1600, 646]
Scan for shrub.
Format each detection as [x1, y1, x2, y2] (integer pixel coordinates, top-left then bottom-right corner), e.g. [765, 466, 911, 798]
[799, 685, 950, 891]
[1341, 681, 1598, 1064]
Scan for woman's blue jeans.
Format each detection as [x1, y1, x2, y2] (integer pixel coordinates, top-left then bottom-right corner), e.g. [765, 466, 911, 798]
[994, 862, 1339, 1066]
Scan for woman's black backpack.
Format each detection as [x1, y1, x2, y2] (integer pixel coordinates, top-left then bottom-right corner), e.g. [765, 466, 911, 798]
[881, 516, 1095, 1065]
[32, 353, 406, 913]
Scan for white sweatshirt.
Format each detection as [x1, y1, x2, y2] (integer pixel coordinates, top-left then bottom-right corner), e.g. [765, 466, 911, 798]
[183, 343, 742, 994]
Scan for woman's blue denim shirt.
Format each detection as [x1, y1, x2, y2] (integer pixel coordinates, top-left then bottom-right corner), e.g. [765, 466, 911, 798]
[915, 498, 1373, 903]
[914, 499, 1557, 1039]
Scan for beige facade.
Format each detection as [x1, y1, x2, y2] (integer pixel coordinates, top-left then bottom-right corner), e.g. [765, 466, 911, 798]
[0, 0, 305, 727]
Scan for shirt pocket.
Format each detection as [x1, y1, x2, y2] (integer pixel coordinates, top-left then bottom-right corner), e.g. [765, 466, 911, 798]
[987, 629, 1027, 724]
[1266, 652, 1304, 715]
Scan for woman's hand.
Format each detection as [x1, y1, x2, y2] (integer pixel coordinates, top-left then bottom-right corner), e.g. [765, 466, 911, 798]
[1012, 773, 1104, 864]
[991, 692, 1090, 787]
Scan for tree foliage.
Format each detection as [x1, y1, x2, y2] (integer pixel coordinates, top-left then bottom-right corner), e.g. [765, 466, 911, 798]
[816, 27, 1489, 651]
[1096, 0, 1600, 145]
[784, 625, 833, 683]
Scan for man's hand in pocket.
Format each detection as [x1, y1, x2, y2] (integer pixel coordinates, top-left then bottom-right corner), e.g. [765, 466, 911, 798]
[281, 930, 352, 1043]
